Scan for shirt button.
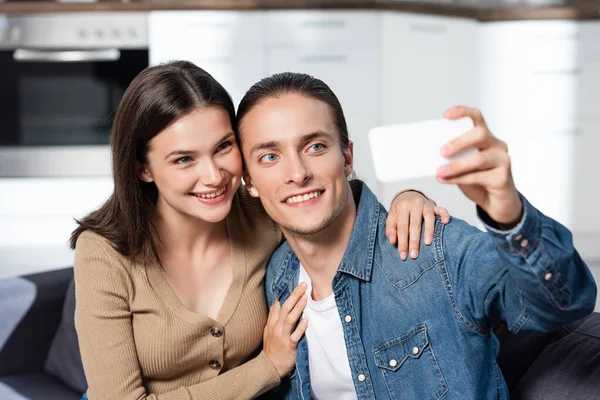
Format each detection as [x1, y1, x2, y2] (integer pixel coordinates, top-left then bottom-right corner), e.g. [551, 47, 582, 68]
[412, 346, 420, 355]
[389, 359, 398, 367]
[515, 234, 523, 241]
[344, 315, 352, 323]
[210, 327, 223, 337]
[209, 360, 222, 370]
[520, 239, 529, 248]
[544, 272, 553, 281]
[357, 374, 366, 382]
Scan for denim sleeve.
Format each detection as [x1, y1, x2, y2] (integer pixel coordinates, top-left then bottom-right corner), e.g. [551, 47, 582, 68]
[443, 195, 597, 334]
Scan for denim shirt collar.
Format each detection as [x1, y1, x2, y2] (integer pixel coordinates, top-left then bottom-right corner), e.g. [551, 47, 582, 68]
[270, 183, 380, 299]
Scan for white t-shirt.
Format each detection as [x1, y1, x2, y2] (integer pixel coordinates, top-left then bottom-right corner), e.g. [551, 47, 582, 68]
[299, 264, 358, 400]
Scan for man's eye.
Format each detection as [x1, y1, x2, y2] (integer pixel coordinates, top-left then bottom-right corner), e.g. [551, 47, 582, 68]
[175, 156, 192, 164]
[308, 143, 325, 153]
[260, 154, 278, 163]
[216, 141, 233, 152]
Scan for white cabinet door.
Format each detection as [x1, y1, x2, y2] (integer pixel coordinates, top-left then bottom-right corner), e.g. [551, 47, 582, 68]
[478, 21, 583, 133]
[267, 46, 379, 188]
[266, 10, 379, 47]
[381, 13, 477, 125]
[579, 22, 600, 122]
[148, 11, 267, 106]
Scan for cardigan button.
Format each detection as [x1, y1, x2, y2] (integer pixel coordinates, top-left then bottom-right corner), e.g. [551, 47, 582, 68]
[209, 360, 222, 370]
[210, 327, 223, 337]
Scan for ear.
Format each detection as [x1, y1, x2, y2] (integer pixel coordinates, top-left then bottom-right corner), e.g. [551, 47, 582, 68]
[343, 140, 354, 178]
[137, 161, 154, 183]
[243, 171, 260, 198]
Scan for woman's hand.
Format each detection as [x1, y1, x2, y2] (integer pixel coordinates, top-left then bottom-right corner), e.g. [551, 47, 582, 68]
[386, 190, 450, 260]
[262, 283, 309, 378]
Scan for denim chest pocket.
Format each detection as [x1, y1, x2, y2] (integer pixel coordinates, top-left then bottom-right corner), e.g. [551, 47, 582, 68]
[373, 324, 448, 400]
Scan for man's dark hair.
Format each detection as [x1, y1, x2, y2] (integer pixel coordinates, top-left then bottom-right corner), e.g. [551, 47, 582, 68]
[236, 72, 349, 149]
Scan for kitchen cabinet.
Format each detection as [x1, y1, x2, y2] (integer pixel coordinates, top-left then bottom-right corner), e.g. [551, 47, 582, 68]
[148, 11, 267, 106]
[266, 11, 380, 188]
[266, 10, 379, 48]
[380, 13, 477, 125]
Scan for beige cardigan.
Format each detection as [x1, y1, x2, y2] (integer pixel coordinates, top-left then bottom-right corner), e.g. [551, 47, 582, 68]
[74, 189, 282, 400]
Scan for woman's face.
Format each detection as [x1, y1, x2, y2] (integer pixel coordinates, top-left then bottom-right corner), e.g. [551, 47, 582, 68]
[139, 107, 242, 224]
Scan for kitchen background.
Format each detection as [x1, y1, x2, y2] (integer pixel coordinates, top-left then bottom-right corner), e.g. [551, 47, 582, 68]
[0, 0, 599, 309]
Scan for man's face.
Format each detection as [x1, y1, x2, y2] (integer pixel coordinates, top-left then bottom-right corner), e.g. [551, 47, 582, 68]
[240, 93, 354, 236]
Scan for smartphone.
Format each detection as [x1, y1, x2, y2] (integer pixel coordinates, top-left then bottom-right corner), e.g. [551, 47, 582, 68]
[368, 117, 477, 183]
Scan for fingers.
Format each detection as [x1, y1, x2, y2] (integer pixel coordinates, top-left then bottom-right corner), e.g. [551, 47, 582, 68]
[408, 208, 422, 259]
[438, 167, 510, 188]
[422, 205, 436, 245]
[283, 293, 308, 333]
[434, 206, 450, 224]
[441, 126, 497, 160]
[278, 283, 307, 330]
[290, 319, 309, 345]
[438, 147, 509, 180]
[395, 205, 410, 260]
[385, 212, 398, 246]
[443, 105, 487, 127]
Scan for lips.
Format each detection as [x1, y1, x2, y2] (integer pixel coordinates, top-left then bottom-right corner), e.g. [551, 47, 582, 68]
[284, 190, 323, 204]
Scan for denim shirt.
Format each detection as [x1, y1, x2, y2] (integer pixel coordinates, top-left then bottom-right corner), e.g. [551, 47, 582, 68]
[265, 183, 596, 400]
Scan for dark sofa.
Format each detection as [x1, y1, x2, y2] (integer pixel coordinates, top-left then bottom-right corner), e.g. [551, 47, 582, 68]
[1, 267, 599, 400]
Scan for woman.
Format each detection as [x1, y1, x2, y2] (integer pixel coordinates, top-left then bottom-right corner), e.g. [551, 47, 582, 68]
[71, 61, 448, 400]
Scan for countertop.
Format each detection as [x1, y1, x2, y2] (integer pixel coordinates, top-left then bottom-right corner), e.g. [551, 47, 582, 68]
[0, 0, 599, 21]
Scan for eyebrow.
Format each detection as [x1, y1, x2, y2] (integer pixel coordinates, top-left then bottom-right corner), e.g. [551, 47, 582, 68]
[164, 132, 235, 160]
[249, 130, 334, 155]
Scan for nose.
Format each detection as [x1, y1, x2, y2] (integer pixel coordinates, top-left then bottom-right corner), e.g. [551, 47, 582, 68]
[199, 158, 225, 187]
[285, 154, 311, 185]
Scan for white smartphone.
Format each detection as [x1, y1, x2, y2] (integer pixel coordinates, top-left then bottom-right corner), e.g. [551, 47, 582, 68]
[368, 117, 477, 183]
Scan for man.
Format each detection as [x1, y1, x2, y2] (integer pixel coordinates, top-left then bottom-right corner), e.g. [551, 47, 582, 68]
[236, 72, 597, 399]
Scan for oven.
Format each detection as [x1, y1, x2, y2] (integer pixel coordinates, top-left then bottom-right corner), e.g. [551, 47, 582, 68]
[0, 12, 148, 177]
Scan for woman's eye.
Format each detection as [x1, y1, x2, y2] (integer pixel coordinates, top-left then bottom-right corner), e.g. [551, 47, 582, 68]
[260, 154, 278, 163]
[216, 141, 233, 152]
[308, 143, 325, 153]
[175, 156, 192, 165]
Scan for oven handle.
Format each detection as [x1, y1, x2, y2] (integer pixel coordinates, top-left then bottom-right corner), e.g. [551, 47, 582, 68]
[13, 49, 121, 62]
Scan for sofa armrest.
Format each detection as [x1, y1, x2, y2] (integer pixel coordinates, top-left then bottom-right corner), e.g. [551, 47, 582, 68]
[0, 267, 73, 377]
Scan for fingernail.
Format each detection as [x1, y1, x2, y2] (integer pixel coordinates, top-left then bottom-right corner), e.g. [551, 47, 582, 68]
[410, 249, 418, 259]
[299, 282, 307, 289]
[400, 252, 407, 261]
[441, 144, 453, 156]
[437, 165, 449, 175]
[425, 236, 432, 245]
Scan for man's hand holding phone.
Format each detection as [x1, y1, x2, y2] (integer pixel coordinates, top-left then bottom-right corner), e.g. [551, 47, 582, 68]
[438, 106, 523, 228]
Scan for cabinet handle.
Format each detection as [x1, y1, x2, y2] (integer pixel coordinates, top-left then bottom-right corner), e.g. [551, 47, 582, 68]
[409, 24, 447, 34]
[533, 33, 580, 41]
[186, 22, 233, 29]
[531, 69, 580, 76]
[300, 20, 347, 29]
[300, 55, 347, 63]
[13, 49, 120, 63]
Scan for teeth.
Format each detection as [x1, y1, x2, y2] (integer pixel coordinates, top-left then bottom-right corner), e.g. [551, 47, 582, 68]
[194, 187, 225, 199]
[286, 191, 322, 204]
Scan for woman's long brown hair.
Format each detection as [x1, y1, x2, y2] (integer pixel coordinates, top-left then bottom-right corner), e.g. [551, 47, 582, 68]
[69, 61, 236, 265]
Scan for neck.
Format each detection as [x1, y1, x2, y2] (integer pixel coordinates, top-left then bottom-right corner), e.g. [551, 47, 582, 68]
[155, 197, 228, 262]
[282, 184, 357, 301]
